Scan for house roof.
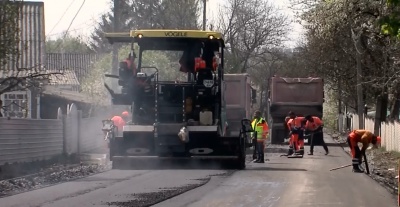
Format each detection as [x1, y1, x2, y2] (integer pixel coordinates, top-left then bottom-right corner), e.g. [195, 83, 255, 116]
[45, 53, 100, 82]
[42, 86, 92, 104]
[47, 70, 80, 86]
[0, 69, 80, 86]
[42, 86, 111, 106]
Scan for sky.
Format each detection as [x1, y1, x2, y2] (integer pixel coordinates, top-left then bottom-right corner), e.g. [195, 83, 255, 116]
[30, 0, 304, 48]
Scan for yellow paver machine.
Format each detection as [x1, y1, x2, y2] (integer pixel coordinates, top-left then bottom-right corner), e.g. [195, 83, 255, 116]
[103, 29, 253, 169]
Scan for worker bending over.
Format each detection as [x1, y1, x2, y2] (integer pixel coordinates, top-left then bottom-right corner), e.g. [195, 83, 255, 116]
[251, 110, 269, 163]
[287, 111, 304, 155]
[303, 115, 329, 155]
[111, 111, 130, 135]
[347, 129, 381, 173]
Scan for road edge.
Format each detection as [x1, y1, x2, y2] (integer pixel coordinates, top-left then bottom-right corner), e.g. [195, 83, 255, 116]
[328, 131, 399, 200]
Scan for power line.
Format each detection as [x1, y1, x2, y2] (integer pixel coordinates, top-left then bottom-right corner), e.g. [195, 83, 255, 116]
[47, 0, 77, 36]
[47, 21, 97, 37]
[53, 0, 86, 51]
[64, 0, 86, 38]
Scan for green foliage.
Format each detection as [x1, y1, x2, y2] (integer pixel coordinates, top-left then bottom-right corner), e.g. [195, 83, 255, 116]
[81, 44, 184, 104]
[387, 0, 400, 5]
[46, 33, 94, 53]
[379, 0, 400, 37]
[323, 87, 339, 130]
[90, 0, 201, 53]
[141, 50, 186, 81]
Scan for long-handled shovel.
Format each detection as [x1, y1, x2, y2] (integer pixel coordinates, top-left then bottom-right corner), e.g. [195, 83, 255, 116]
[330, 160, 367, 171]
[363, 153, 370, 174]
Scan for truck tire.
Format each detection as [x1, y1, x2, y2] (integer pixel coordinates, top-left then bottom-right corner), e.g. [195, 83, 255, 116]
[234, 140, 246, 170]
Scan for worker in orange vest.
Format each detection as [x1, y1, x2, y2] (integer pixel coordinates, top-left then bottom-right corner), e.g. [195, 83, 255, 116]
[111, 111, 129, 134]
[286, 111, 305, 155]
[347, 130, 381, 173]
[303, 115, 329, 155]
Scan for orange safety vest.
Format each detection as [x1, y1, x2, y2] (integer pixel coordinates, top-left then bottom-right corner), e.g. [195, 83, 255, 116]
[194, 57, 206, 72]
[305, 116, 323, 131]
[287, 117, 304, 129]
[111, 116, 126, 132]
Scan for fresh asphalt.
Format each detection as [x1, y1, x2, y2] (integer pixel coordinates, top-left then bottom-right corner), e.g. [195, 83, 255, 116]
[0, 134, 397, 207]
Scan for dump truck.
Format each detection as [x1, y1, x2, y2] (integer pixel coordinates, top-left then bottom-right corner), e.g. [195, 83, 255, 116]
[225, 74, 256, 137]
[103, 29, 252, 169]
[267, 76, 324, 144]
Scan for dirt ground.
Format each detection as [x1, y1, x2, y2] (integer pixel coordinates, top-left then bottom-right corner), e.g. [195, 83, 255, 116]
[330, 131, 399, 195]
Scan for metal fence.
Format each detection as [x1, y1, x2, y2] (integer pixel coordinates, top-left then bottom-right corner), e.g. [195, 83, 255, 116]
[349, 113, 400, 152]
[62, 103, 105, 154]
[0, 103, 107, 165]
[0, 117, 63, 165]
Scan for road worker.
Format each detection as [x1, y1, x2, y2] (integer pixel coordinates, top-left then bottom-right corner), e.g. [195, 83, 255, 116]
[121, 111, 129, 122]
[251, 110, 269, 163]
[347, 129, 381, 173]
[286, 111, 305, 155]
[303, 115, 329, 155]
[111, 112, 128, 134]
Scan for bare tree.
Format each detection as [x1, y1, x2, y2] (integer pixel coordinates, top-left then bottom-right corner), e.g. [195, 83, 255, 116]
[285, 0, 400, 133]
[215, 0, 290, 73]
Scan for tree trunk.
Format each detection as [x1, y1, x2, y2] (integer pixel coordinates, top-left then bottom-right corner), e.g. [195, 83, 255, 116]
[356, 50, 364, 129]
[352, 29, 365, 129]
[374, 93, 388, 135]
[389, 90, 400, 121]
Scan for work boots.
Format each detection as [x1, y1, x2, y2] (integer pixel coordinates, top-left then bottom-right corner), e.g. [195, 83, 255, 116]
[254, 154, 265, 163]
[352, 158, 364, 173]
[323, 146, 329, 155]
[288, 146, 294, 156]
[352, 164, 364, 173]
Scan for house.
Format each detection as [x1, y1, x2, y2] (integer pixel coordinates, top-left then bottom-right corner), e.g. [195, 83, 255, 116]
[41, 53, 104, 119]
[0, 2, 108, 119]
[0, 2, 46, 119]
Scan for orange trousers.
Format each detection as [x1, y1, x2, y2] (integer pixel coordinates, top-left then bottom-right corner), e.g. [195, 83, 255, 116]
[289, 134, 305, 151]
[348, 132, 361, 159]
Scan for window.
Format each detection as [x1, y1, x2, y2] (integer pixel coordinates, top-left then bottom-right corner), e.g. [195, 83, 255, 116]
[0, 90, 31, 118]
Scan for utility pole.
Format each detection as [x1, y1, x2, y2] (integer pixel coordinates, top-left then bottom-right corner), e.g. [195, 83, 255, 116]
[112, 0, 120, 89]
[202, 0, 207, 30]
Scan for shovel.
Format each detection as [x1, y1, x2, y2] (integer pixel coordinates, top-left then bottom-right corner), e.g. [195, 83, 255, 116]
[362, 153, 370, 174]
[330, 160, 367, 171]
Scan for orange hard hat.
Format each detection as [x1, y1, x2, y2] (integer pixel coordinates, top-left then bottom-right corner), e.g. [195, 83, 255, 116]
[121, 111, 129, 117]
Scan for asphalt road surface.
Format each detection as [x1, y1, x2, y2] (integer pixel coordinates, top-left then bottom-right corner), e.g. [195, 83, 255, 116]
[0, 135, 397, 207]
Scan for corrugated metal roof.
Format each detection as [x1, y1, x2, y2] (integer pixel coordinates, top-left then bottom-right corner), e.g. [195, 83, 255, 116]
[42, 86, 92, 104]
[1, 2, 45, 72]
[46, 53, 100, 82]
[0, 69, 79, 86]
[47, 70, 80, 86]
[0, 69, 47, 79]
[2, 1, 46, 73]
[42, 86, 110, 106]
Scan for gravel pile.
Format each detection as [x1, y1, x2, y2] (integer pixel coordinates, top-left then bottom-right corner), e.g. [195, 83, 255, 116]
[365, 149, 399, 194]
[0, 162, 111, 197]
[331, 132, 399, 195]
